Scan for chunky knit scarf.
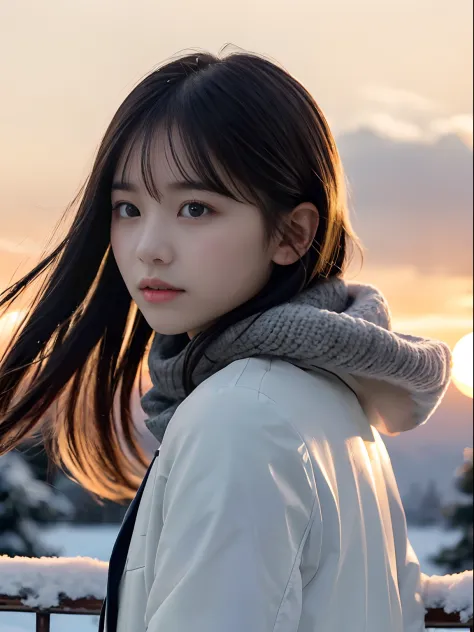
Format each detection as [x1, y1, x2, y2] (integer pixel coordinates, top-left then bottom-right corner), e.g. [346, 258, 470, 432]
[141, 277, 451, 442]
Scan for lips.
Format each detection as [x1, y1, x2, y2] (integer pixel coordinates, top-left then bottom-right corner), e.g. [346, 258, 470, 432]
[143, 285, 181, 291]
[138, 277, 183, 291]
[140, 286, 184, 304]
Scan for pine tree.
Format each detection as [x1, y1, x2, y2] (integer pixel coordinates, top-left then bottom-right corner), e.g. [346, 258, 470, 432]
[433, 448, 473, 573]
[404, 480, 444, 526]
[0, 451, 75, 558]
[16, 438, 56, 484]
[418, 479, 444, 526]
[404, 482, 424, 526]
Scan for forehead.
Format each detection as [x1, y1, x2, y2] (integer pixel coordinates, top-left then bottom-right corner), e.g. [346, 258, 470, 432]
[113, 128, 196, 187]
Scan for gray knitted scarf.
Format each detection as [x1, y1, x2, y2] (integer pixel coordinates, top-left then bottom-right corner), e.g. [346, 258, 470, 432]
[141, 277, 451, 443]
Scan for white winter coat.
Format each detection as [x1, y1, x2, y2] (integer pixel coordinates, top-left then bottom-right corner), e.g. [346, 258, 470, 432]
[113, 356, 425, 632]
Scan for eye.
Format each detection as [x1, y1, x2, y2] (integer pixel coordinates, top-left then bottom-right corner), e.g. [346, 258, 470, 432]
[112, 202, 140, 218]
[179, 201, 212, 219]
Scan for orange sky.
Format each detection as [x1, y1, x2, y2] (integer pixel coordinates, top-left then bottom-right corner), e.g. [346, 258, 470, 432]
[0, 0, 472, 352]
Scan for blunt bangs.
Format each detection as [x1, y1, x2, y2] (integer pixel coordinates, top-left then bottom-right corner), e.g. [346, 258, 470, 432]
[113, 91, 268, 213]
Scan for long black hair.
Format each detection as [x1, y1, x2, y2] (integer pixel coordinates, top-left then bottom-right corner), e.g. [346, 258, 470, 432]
[0, 50, 360, 500]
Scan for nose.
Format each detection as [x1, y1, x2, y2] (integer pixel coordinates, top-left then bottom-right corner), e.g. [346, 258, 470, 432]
[136, 220, 173, 265]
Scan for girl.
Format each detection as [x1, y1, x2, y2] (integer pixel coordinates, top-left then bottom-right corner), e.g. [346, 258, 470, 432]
[0, 51, 451, 632]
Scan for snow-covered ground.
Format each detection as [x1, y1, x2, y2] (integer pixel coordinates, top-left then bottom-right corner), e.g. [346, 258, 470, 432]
[0, 524, 467, 631]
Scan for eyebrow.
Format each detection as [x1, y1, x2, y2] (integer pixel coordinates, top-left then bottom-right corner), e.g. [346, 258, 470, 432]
[111, 179, 216, 194]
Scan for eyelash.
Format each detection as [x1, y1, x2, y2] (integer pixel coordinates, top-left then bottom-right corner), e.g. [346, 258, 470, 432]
[111, 200, 215, 219]
[111, 202, 139, 218]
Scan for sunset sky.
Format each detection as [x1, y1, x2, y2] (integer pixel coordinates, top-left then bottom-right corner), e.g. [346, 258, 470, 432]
[0, 0, 472, 350]
[0, 0, 472, 499]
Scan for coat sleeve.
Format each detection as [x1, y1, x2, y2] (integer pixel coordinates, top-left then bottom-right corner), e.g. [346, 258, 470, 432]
[393, 523, 426, 630]
[144, 386, 319, 632]
[377, 433, 426, 631]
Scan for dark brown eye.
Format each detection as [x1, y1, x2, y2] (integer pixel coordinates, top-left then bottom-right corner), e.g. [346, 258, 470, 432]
[114, 203, 140, 218]
[180, 202, 211, 218]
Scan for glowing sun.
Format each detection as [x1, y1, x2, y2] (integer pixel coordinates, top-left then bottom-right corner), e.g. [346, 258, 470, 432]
[452, 332, 473, 398]
[0, 309, 27, 341]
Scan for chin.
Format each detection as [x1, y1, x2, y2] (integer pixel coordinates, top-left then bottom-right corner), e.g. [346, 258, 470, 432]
[147, 320, 190, 336]
[144, 314, 208, 337]
[139, 303, 217, 337]
[137, 304, 187, 336]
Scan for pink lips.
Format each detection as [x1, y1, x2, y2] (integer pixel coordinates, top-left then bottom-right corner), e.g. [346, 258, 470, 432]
[138, 278, 184, 304]
[141, 288, 184, 303]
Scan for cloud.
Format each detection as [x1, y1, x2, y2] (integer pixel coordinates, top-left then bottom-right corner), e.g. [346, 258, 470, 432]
[348, 86, 473, 147]
[355, 113, 424, 142]
[338, 129, 473, 276]
[361, 86, 439, 114]
[431, 114, 473, 148]
[350, 112, 474, 147]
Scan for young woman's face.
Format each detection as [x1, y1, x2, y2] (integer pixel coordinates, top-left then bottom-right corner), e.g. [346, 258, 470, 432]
[110, 134, 278, 337]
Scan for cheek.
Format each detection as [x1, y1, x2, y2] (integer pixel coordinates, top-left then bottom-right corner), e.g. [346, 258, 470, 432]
[110, 223, 131, 275]
[188, 219, 270, 287]
[110, 220, 119, 255]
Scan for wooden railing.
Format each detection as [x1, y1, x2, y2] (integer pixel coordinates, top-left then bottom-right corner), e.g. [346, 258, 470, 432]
[0, 595, 472, 631]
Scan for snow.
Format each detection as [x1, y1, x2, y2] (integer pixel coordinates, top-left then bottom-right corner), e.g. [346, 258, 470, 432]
[422, 571, 474, 623]
[0, 555, 108, 607]
[408, 526, 463, 576]
[0, 525, 118, 632]
[0, 524, 471, 631]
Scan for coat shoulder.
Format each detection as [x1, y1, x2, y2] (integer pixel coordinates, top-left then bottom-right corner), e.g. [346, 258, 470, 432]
[166, 356, 351, 443]
[163, 358, 312, 450]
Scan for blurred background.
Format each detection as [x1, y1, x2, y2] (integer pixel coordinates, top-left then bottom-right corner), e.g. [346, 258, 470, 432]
[0, 0, 472, 629]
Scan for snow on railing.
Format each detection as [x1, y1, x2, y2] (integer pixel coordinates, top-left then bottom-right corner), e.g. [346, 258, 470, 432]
[0, 555, 107, 607]
[0, 556, 472, 631]
[422, 571, 474, 626]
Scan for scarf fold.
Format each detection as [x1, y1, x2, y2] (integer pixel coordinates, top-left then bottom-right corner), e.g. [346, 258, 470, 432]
[141, 277, 451, 443]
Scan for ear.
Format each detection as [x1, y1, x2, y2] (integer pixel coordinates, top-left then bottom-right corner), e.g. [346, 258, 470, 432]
[271, 202, 320, 266]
